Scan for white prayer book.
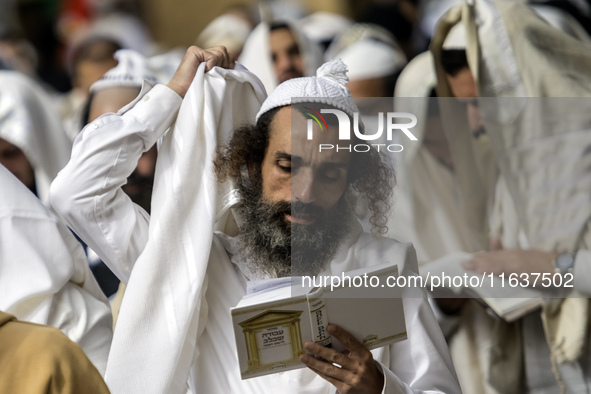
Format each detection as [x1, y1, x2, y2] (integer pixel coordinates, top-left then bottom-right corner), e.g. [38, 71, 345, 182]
[231, 263, 407, 379]
[421, 252, 544, 322]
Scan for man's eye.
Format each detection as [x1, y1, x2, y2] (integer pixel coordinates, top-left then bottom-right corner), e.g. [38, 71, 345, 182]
[277, 161, 291, 172]
[321, 169, 340, 181]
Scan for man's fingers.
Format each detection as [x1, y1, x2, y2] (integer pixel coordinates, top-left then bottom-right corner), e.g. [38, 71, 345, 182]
[300, 353, 350, 382]
[203, 46, 233, 72]
[305, 364, 346, 392]
[167, 46, 210, 98]
[167, 45, 235, 97]
[303, 341, 355, 370]
[328, 324, 367, 356]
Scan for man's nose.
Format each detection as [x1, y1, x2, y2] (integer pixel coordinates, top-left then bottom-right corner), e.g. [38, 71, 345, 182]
[275, 53, 293, 73]
[292, 171, 316, 204]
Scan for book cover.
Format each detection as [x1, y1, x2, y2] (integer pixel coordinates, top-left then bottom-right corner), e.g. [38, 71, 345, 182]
[231, 263, 407, 379]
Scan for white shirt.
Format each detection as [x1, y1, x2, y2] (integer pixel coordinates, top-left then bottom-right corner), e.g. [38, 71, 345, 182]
[50, 83, 461, 393]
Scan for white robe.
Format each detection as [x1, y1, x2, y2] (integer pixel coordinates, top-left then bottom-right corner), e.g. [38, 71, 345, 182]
[50, 67, 460, 393]
[0, 164, 112, 374]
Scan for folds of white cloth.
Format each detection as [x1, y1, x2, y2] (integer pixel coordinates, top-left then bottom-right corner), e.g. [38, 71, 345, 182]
[0, 165, 113, 374]
[105, 64, 266, 394]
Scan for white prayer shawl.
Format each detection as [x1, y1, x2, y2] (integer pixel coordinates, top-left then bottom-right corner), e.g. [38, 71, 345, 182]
[103, 65, 460, 393]
[392, 51, 481, 265]
[0, 165, 112, 374]
[531, 4, 591, 43]
[238, 20, 324, 93]
[0, 71, 72, 203]
[431, 0, 591, 392]
[105, 64, 267, 393]
[432, 0, 591, 285]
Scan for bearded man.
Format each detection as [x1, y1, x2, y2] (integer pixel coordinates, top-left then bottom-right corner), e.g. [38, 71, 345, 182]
[50, 46, 459, 393]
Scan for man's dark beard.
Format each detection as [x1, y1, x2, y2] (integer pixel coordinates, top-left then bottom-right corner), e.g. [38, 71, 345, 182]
[236, 177, 353, 279]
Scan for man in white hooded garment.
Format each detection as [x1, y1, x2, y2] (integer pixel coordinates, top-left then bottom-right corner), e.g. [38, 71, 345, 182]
[238, 20, 323, 93]
[428, 0, 591, 392]
[50, 45, 460, 393]
[0, 164, 112, 375]
[0, 71, 72, 204]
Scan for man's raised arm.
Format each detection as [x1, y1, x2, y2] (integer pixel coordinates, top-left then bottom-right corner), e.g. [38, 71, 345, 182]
[50, 46, 233, 283]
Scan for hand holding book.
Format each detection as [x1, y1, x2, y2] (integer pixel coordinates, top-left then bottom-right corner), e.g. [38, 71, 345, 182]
[300, 324, 385, 394]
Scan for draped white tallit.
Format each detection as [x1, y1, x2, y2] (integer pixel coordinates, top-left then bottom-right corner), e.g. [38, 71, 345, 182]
[0, 71, 72, 203]
[430, 0, 591, 392]
[0, 164, 112, 374]
[105, 63, 266, 393]
[238, 20, 324, 93]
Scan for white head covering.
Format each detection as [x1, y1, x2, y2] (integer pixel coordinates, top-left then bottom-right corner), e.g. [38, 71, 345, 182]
[256, 58, 357, 121]
[90, 49, 183, 93]
[335, 39, 407, 81]
[80, 13, 153, 55]
[391, 51, 478, 264]
[195, 13, 252, 57]
[0, 71, 72, 203]
[298, 12, 354, 45]
[90, 49, 157, 92]
[238, 20, 324, 93]
[325, 23, 402, 62]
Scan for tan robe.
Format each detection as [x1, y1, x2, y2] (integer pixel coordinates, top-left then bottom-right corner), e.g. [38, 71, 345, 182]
[0, 311, 110, 394]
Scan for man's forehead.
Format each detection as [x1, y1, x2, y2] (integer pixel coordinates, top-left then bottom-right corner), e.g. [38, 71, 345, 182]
[268, 106, 351, 163]
[269, 27, 298, 48]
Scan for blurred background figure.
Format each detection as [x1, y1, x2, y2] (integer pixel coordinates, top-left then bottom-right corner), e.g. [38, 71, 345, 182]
[391, 51, 473, 265]
[429, 1, 591, 392]
[350, 0, 424, 60]
[59, 35, 121, 141]
[57, 0, 153, 57]
[331, 24, 407, 98]
[0, 312, 110, 393]
[239, 20, 323, 93]
[195, 6, 256, 61]
[0, 165, 113, 375]
[0, 0, 38, 78]
[0, 71, 72, 204]
[298, 11, 353, 52]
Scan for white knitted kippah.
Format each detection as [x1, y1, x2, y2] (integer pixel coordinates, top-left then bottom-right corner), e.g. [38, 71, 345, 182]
[255, 58, 359, 122]
[90, 49, 157, 93]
